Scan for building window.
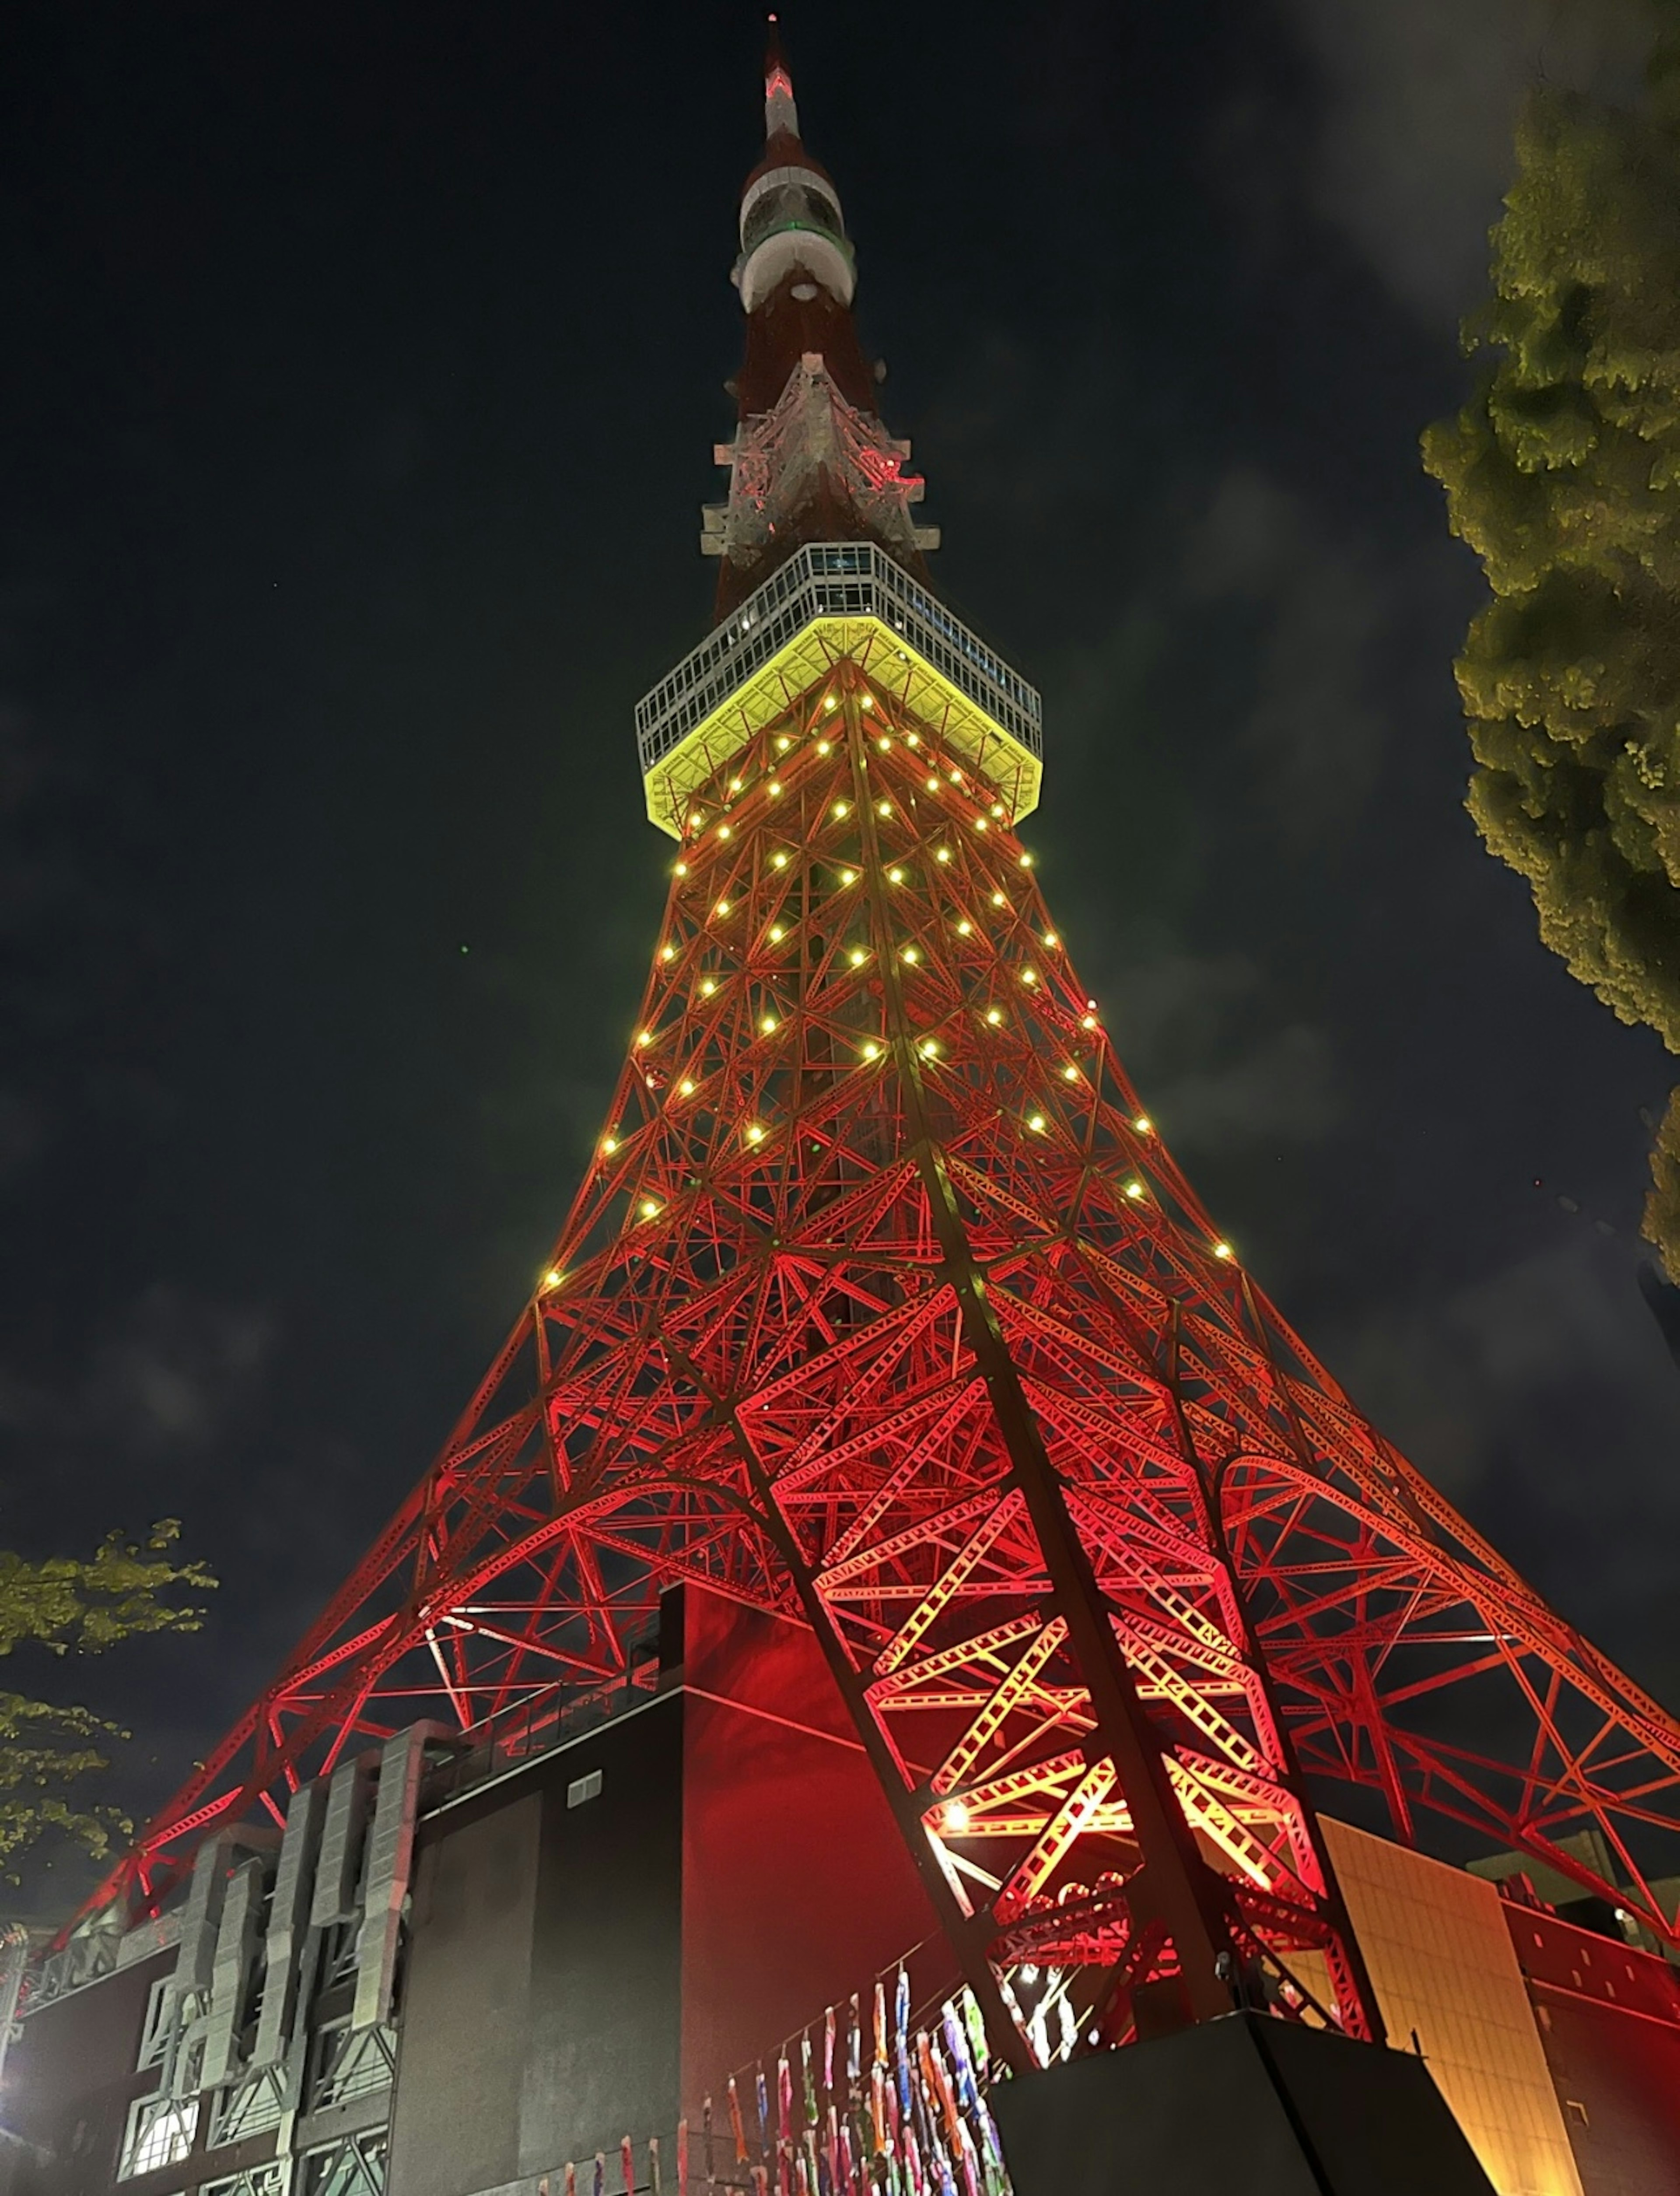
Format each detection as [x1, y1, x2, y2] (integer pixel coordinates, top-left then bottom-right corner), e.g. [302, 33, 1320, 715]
[119, 2096, 199, 2178]
[307, 2021, 396, 2112]
[136, 1977, 173, 2070]
[202, 2168, 288, 2196]
[210, 2064, 287, 2147]
[567, 1769, 604, 1809]
[300, 2129, 389, 2196]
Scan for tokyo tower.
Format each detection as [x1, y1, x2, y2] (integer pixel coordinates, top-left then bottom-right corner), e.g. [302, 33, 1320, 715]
[88, 27, 1680, 2070]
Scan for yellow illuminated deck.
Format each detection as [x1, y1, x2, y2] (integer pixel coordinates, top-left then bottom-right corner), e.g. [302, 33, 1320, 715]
[642, 613, 1043, 837]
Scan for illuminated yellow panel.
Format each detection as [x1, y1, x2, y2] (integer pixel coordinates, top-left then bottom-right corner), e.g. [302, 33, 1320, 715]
[1318, 1817, 1583, 2196]
[642, 614, 1043, 838]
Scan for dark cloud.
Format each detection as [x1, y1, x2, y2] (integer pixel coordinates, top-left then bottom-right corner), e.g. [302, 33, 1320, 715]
[1281, 0, 1649, 320]
[1098, 940, 1343, 1154]
[1182, 469, 1393, 838]
[0, 1088, 46, 1193]
[1325, 1228, 1680, 1695]
[0, 1287, 277, 1473]
[924, 322, 1144, 530]
[1151, 1022, 1341, 1153]
[82, 1288, 278, 1460]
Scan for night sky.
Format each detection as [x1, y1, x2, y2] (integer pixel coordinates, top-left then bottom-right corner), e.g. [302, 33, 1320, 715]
[4, 0, 1677, 1911]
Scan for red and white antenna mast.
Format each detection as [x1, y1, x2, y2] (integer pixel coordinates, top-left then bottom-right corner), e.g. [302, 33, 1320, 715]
[703, 21, 938, 616]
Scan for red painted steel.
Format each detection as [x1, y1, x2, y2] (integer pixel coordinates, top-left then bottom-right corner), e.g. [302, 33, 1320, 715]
[76, 35, 1680, 2045]
[89, 649, 1680, 2057]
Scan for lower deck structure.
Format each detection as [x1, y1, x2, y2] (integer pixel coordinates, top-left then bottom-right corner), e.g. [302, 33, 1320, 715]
[3, 1588, 1678, 2196]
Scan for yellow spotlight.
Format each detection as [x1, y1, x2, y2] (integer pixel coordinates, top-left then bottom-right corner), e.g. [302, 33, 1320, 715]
[974, 817, 988, 832]
[1125, 1180, 1145, 1200]
[1062, 1063, 1078, 1081]
[660, 945, 676, 961]
[674, 861, 688, 877]
[761, 1015, 777, 1034]
[956, 919, 972, 937]
[689, 813, 704, 829]
[639, 1198, 661, 1219]
[1021, 968, 1038, 986]
[817, 738, 832, 754]
[877, 737, 892, 752]
[833, 800, 850, 818]
[906, 733, 920, 747]
[1019, 852, 1035, 868]
[717, 823, 731, 839]
[770, 781, 784, 798]
[991, 892, 1006, 908]
[861, 1040, 881, 1060]
[935, 847, 951, 863]
[849, 946, 867, 966]
[745, 1123, 765, 1145]
[877, 800, 892, 817]
[941, 1800, 971, 1834]
[602, 1135, 619, 1154]
[901, 945, 919, 964]
[1080, 1012, 1098, 1030]
[824, 695, 837, 711]
[985, 1007, 1003, 1025]
[679, 1079, 696, 1096]
[926, 776, 940, 793]
[543, 1269, 563, 1289]
[700, 978, 716, 996]
[771, 851, 788, 869]
[861, 695, 874, 710]
[1213, 1241, 1233, 1260]
[768, 924, 784, 943]
[729, 777, 743, 794]
[840, 869, 858, 886]
[637, 1030, 653, 1047]
[948, 769, 962, 784]
[1027, 1114, 1046, 1133]
[715, 899, 731, 916]
[1043, 932, 1059, 948]
[777, 734, 792, 750]
[991, 803, 1004, 818]
[1134, 1115, 1152, 1134]
[889, 867, 905, 884]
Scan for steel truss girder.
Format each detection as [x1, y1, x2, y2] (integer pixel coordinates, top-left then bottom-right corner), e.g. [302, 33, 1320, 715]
[89, 649, 1680, 2063]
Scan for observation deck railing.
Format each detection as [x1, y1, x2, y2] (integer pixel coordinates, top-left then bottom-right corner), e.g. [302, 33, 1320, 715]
[634, 544, 1042, 781]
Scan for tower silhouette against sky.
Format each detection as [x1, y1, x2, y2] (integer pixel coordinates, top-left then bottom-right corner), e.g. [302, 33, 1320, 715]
[92, 28, 1680, 2068]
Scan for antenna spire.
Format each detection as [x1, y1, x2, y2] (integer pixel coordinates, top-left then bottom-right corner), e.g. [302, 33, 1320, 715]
[764, 15, 800, 144]
[702, 21, 939, 615]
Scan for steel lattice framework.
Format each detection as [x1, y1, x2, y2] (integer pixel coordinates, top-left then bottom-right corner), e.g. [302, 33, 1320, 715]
[92, 633, 1680, 2059]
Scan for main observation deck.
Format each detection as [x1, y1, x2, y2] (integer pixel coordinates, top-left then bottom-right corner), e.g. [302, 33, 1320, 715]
[635, 543, 1043, 836]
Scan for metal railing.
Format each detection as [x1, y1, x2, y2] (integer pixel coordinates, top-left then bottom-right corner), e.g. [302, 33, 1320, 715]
[421, 1650, 666, 1818]
[635, 545, 1042, 779]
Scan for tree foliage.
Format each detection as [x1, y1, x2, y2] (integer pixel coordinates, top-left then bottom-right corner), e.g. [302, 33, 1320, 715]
[1423, 13, 1680, 1276]
[0, 1522, 214, 1880]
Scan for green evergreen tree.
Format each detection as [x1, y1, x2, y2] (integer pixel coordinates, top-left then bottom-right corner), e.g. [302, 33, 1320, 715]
[1423, 4, 1680, 1276]
[0, 1523, 213, 1879]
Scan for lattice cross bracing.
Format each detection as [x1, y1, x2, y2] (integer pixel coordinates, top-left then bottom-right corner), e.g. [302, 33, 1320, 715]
[98, 635, 1680, 2054]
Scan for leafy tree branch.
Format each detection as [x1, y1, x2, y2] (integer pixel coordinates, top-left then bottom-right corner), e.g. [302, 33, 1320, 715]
[1424, 5, 1680, 1274]
[0, 1522, 214, 1878]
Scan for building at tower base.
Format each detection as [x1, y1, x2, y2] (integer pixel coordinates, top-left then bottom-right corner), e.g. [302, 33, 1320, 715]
[0, 1589, 941, 2196]
[3, 1589, 1679, 2196]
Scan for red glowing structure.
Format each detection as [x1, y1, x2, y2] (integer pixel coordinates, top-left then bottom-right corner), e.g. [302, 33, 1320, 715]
[89, 31, 1680, 2063]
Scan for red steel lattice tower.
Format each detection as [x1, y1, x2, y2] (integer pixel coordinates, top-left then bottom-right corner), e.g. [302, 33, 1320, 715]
[94, 33, 1680, 2062]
